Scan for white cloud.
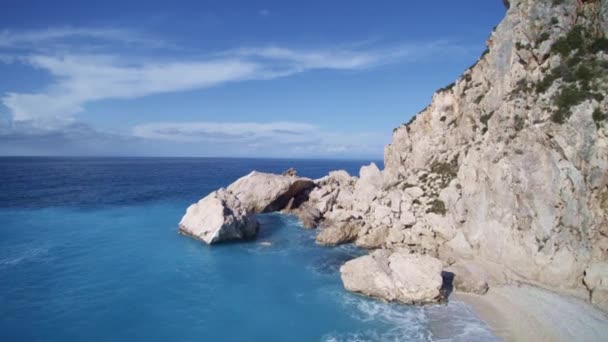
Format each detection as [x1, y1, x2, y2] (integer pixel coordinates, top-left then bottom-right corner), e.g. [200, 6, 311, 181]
[0, 27, 167, 50]
[3, 55, 260, 125]
[0, 26, 474, 157]
[133, 121, 388, 156]
[1, 38, 467, 127]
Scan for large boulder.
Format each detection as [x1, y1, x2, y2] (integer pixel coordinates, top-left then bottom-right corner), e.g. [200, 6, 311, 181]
[316, 221, 360, 246]
[227, 171, 315, 213]
[445, 261, 490, 295]
[340, 249, 445, 305]
[179, 189, 259, 244]
[584, 263, 608, 310]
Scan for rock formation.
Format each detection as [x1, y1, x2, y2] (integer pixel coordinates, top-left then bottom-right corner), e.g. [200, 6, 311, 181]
[340, 250, 445, 304]
[180, 0, 608, 310]
[179, 171, 315, 244]
[178, 189, 259, 244]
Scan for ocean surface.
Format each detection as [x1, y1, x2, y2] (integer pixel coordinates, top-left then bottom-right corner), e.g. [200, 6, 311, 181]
[0, 157, 498, 342]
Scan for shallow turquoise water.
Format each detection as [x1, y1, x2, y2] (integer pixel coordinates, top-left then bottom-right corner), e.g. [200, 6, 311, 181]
[0, 158, 498, 341]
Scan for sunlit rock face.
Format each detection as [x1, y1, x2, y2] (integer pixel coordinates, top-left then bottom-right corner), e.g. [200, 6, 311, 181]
[180, 0, 608, 310]
[381, 0, 608, 302]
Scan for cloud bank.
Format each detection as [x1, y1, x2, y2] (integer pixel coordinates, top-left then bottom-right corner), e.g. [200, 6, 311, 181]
[0, 26, 472, 156]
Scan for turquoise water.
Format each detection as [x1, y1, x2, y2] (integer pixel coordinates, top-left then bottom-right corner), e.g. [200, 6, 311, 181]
[0, 158, 497, 341]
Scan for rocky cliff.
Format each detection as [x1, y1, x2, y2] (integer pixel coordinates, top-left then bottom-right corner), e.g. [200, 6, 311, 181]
[180, 0, 608, 310]
[311, 0, 608, 308]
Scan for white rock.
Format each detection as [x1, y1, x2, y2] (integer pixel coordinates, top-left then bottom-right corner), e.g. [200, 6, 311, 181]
[227, 171, 315, 213]
[179, 189, 259, 244]
[405, 187, 424, 199]
[340, 250, 445, 304]
[359, 163, 384, 189]
[399, 210, 417, 227]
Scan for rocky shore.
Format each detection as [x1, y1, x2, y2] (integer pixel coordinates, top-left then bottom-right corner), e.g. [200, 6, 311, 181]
[179, 0, 608, 337]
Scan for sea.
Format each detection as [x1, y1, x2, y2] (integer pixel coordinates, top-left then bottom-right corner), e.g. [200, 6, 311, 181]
[0, 157, 498, 341]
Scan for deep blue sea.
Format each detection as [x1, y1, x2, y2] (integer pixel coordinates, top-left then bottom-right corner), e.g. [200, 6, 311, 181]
[0, 157, 497, 341]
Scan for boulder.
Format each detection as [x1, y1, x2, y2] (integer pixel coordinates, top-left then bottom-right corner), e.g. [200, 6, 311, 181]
[179, 189, 259, 244]
[227, 171, 315, 213]
[316, 221, 360, 246]
[355, 226, 388, 249]
[290, 201, 322, 228]
[359, 163, 384, 189]
[584, 263, 608, 310]
[340, 249, 445, 304]
[445, 261, 490, 295]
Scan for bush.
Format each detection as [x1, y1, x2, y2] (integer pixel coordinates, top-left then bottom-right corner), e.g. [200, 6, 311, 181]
[427, 199, 447, 215]
[536, 32, 551, 46]
[514, 115, 525, 131]
[551, 26, 585, 56]
[430, 160, 458, 181]
[480, 110, 494, 134]
[551, 84, 587, 123]
[590, 37, 608, 54]
[536, 69, 560, 93]
[593, 108, 606, 129]
[437, 82, 455, 93]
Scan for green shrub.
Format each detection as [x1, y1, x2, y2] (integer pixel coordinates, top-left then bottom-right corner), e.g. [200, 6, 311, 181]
[480, 110, 494, 134]
[575, 64, 593, 85]
[427, 199, 447, 215]
[593, 108, 606, 129]
[514, 115, 525, 131]
[550, 17, 559, 25]
[536, 69, 560, 93]
[536, 32, 551, 46]
[437, 82, 455, 93]
[590, 37, 608, 54]
[551, 84, 587, 123]
[551, 26, 586, 56]
[430, 160, 458, 181]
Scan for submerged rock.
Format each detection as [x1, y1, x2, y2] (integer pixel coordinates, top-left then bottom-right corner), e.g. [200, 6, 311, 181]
[179, 189, 259, 244]
[340, 249, 445, 305]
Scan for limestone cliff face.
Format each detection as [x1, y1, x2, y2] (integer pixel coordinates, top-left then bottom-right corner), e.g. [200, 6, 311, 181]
[383, 0, 608, 299]
[180, 0, 608, 309]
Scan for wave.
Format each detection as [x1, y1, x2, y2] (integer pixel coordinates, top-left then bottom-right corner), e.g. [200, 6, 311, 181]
[0, 245, 50, 269]
[319, 289, 498, 342]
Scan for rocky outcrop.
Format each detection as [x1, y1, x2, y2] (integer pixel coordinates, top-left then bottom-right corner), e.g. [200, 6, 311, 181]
[584, 262, 608, 308]
[227, 171, 315, 213]
[180, 170, 315, 244]
[317, 0, 608, 310]
[340, 249, 445, 304]
[180, 0, 608, 310]
[445, 261, 490, 295]
[178, 189, 259, 244]
[380, 0, 608, 305]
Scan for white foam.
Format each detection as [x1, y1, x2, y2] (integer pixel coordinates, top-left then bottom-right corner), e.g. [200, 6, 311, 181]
[0, 245, 50, 269]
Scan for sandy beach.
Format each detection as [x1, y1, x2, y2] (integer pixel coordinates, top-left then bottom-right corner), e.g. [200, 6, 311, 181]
[456, 285, 608, 342]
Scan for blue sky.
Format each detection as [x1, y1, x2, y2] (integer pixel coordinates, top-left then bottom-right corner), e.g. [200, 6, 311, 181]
[0, 0, 505, 158]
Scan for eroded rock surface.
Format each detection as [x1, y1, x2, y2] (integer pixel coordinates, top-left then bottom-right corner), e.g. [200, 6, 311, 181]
[180, 170, 315, 244]
[180, 0, 608, 310]
[178, 189, 259, 244]
[340, 250, 445, 305]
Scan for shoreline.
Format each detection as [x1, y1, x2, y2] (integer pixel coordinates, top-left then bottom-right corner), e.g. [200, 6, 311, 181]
[455, 285, 608, 342]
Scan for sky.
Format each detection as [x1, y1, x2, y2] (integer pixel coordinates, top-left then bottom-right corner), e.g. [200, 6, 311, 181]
[0, 0, 506, 158]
